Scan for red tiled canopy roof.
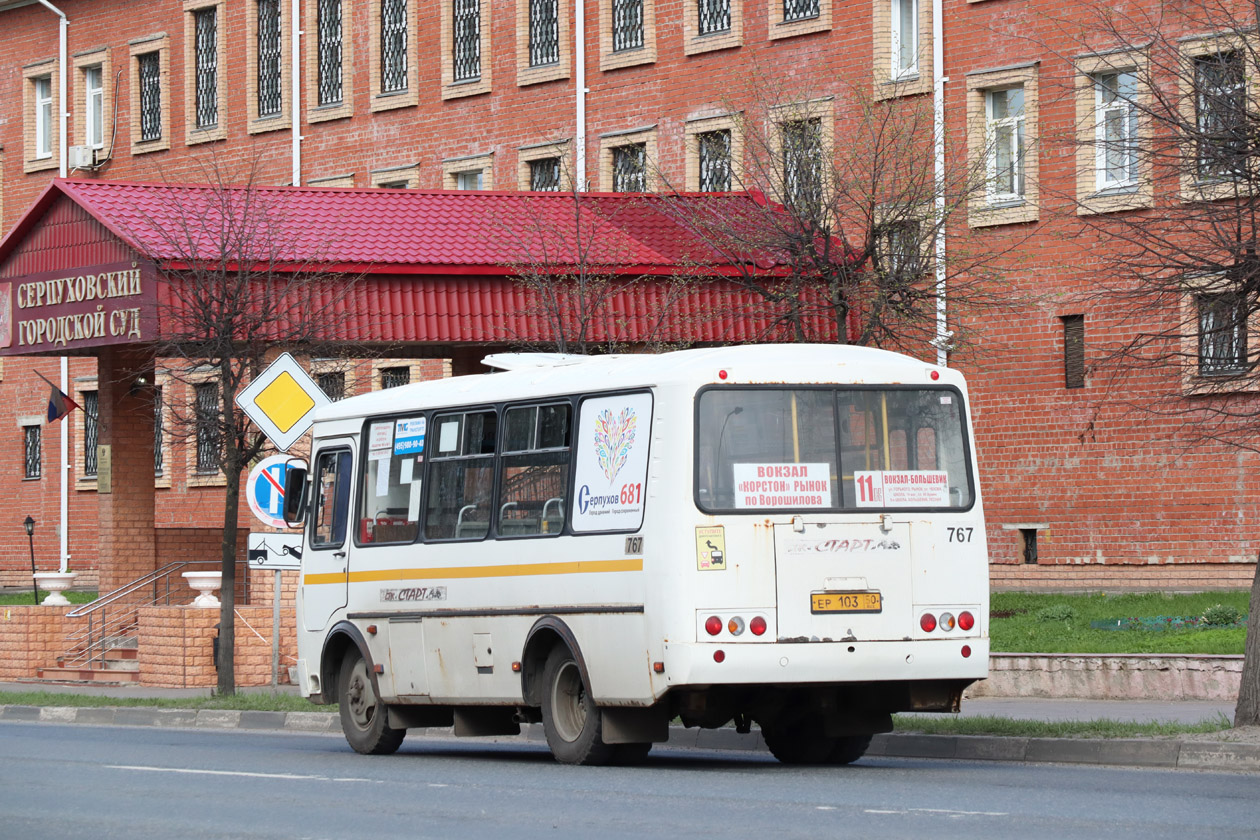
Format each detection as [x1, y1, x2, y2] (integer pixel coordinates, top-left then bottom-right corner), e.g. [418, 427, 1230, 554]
[14, 179, 780, 275]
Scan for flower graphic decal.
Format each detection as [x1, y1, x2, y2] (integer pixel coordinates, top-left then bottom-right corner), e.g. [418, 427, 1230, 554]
[594, 407, 636, 483]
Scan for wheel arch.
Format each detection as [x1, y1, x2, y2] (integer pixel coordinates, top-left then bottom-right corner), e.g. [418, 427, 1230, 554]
[321, 621, 379, 701]
[520, 616, 592, 707]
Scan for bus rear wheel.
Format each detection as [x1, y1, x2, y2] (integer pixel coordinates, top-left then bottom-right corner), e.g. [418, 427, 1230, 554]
[541, 646, 617, 766]
[338, 649, 405, 755]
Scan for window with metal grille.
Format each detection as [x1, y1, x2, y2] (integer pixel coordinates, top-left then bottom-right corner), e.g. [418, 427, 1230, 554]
[881, 220, 923, 278]
[783, 0, 819, 23]
[453, 0, 481, 82]
[24, 426, 41, 479]
[698, 130, 731, 192]
[1198, 293, 1249, 376]
[530, 157, 562, 191]
[381, 0, 408, 93]
[317, 370, 346, 401]
[154, 386, 165, 476]
[612, 0, 644, 52]
[257, 0, 282, 117]
[194, 7, 218, 128]
[380, 366, 410, 389]
[138, 52, 162, 141]
[529, 0, 559, 67]
[84, 391, 99, 476]
[194, 382, 221, 473]
[781, 118, 823, 206]
[317, 0, 344, 105]
[698, 0, 730, 35]
[1195, 51, 1246, 181]
[612, 144, 647, 192]
[1062, 315, 1085, 389]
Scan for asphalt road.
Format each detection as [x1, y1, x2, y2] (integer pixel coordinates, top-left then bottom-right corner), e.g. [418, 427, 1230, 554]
[1, 722, 1256, 840]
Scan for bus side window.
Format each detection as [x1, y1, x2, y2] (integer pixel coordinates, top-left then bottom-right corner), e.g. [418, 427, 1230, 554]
[359, 417, 425, 544]
[425, 410, 497, 540]
[499, 403, 571, 537]
[312, 450, 352, 548]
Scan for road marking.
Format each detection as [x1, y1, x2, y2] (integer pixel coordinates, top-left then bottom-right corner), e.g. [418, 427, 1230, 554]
[109, 765, 376, 783]
[864, 808, 1008, 817]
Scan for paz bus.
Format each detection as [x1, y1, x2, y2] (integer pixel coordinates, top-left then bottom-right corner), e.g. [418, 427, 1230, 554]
[285, 344, 989, 765]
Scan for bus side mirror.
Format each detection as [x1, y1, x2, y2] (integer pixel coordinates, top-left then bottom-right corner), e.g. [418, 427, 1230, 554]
[283, 464, 309, 527]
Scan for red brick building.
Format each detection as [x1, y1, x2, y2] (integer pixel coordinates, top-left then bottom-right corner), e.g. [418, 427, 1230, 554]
[0, 0, 1256, 595]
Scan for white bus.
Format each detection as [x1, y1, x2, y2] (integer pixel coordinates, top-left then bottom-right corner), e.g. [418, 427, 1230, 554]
[286, 344, 989, 765]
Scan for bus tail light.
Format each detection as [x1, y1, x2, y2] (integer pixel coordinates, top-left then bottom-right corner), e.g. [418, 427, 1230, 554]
[958, 611, 975, 631]
[920, 613, 937, 633]
[749, 616, 767, 636]
[728, 616, 745, 636]
[705, 616, 723, 636]
[939, 612, 956, 632]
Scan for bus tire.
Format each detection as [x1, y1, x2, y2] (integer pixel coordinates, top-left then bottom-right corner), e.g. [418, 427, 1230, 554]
[338, 649, 405, 755]
[762, 719, 836, 765]
[541, 646, 616, 766]
[827, 735, 872, 765]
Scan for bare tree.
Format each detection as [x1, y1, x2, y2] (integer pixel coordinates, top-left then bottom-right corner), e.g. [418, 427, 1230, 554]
[1032, 0, 1260, 726]
[122, 158, 365, 694]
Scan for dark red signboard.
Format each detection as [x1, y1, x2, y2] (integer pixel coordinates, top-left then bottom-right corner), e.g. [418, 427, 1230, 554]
[0, 261, 158, 356]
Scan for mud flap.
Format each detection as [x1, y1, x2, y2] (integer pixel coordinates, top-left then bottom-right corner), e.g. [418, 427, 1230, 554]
[602, 706, 669, 744]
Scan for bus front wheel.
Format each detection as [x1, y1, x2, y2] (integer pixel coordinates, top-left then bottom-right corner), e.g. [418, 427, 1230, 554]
[541, 646, 617, 765]
[338, 649, 405, 755]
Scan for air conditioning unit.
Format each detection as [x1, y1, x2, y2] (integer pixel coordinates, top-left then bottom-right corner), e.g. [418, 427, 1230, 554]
[68, 145, 96, 170]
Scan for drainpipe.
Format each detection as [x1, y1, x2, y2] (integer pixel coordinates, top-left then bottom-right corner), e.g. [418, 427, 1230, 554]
[575, 0, 587, 190]
[37, 0, 70, 573]
[932, 0, 949, 367]
[291, 0, 301, 185]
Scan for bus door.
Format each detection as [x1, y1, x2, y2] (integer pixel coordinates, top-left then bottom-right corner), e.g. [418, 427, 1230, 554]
[302, 440, 356, 632]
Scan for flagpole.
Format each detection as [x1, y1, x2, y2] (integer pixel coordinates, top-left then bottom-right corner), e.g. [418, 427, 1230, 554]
[59, 357, 68, 574]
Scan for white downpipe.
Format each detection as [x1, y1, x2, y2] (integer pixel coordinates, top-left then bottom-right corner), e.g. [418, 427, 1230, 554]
[291, 0, 301, 185]
[575, 0, 587, 190]
[932, 0, 949, 367]
[37, 0, 70, 572]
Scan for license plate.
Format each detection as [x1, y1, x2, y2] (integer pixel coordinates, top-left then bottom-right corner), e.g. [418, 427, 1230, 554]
[810, 591, 882, 614]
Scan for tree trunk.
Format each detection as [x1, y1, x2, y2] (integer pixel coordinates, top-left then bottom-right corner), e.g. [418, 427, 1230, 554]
[1233, 559, 1260, 727]
[217, 415, 241, 697]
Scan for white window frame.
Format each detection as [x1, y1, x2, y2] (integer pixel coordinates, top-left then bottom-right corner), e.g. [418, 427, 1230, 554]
[35, 76, 52, 160]
[1094, 70, 1138, 191]
[890, 0, 917, 80]
[456, 169, 484, 190]
[85, 65, 104, 149]
[985, 87, 1025, 203]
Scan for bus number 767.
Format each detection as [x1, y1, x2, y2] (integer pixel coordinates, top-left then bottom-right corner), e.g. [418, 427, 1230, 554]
[946, 527, 974, 543]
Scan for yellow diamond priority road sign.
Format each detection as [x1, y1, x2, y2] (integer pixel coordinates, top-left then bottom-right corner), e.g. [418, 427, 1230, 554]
[235, 353, 331, 452]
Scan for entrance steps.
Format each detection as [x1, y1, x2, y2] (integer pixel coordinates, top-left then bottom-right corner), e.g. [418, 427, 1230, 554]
[35, 639, 140, 685]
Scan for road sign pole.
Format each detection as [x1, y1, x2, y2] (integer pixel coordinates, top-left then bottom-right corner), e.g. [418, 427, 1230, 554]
[272, 568, 281, 689]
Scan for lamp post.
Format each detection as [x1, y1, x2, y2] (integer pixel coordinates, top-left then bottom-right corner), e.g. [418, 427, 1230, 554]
[23, 516, 38, 606]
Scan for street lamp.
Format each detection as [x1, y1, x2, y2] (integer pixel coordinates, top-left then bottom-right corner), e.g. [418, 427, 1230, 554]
[23, 516, 38, 606]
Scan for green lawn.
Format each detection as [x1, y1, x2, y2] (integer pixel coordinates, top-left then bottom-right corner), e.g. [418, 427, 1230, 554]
[990, 591, 1249, 655]
[0, 590, 98, 606]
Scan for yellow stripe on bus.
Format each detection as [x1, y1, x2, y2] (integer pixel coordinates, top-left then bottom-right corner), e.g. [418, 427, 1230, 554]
[303, 557, 643, 586]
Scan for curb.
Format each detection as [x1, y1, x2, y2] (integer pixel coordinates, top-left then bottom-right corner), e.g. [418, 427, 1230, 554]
[2, 704, 1257, 773]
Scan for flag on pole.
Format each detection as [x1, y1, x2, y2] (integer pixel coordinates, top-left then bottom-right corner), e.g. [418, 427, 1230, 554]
[47, 384, 79, 422]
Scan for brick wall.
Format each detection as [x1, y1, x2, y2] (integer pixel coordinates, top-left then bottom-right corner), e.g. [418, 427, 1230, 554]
[0, 605, 72, 680]
[137, 603, 298, 688]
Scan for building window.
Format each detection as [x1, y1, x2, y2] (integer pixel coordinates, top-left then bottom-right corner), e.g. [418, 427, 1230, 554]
[380, 366, 410, 389]
[83, 391, 99, 476]
[453, 0, 482, 81]
[24, 425, 41, 480]
[1062, 315, 1085, 389]
[381, 0, 408, 93]
[781, 117, 823, 206]
[84, 66, 104, 149]
[194, 8, 219, 129]
[1197, 293, 1248, 376]
[783, 0, 819, 23]
[891, 0, 917, 79]
[612, 143, 647, 191]
[317, 370, 346, 401]
[456, 169, 484, 190]
[986, 87, 1026, 202]
[137, 52, 162, 142]
[613, 0, 644, 52]
[34, 76, 52, 160]
[194, 382, 221, 473]
[1195, 51, 1245, 181]
[318, 0, 344, 105]
[698, 130, 732, 192]
[881, 219, 923, 278]
[153, 386, 165, 476]
[257, 0, 283, 118]
[529, 0, 559, 66]
[1095, 71, 1138, 191]
[698, 0, 730, 35]
[530, 157, 562, 191]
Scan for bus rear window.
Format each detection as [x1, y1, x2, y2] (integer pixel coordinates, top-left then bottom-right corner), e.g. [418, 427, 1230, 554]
[696, 387, 973, 513]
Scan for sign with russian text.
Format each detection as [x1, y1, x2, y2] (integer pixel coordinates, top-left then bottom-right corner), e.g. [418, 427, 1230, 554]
[733, 463, 831, 509]
[572, 392, 652, 533]
[0, 261, 157, 355]
[854, 470, 950, 507]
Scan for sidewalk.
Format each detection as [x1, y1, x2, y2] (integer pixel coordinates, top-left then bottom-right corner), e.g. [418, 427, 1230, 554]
[1, 682, 1255, 772]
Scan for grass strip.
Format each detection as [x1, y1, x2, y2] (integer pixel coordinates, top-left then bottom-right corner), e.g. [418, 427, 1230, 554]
[892, 713, 1233, 739]
[0, 690, 334, 713]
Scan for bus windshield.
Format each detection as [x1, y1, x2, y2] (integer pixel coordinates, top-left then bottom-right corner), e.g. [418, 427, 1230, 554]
[696, 386, 974, 513]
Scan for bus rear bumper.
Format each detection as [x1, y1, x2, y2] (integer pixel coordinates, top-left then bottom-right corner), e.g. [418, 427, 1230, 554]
[662, 638, 989, 687]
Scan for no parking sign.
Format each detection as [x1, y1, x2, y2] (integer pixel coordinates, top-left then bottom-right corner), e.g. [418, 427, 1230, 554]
[247, 454, 298, 530]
